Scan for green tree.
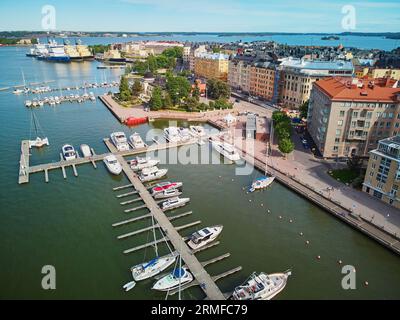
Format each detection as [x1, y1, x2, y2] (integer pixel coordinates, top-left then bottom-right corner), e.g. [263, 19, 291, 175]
[149, 87, 163, 111]
[272, 111, 290, 124]
[119, 76, 131, 101]
[185, 97, 199, 112]
[131, 80, 143, 98]
[206, 79, 231, 100]
[192, 85, 200, 101]
[162, 93, 174, 109]
[299, 100, 309, 119]
[162, 47, 183, 59]
[166, 76, 191, 105]
[279, 138, 294, 158]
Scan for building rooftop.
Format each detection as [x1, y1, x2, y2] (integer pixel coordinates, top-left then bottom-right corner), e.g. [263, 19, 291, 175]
[280, 58, 354, 71]
[196, 52, 230, 60]
[314, 77, 400, 102]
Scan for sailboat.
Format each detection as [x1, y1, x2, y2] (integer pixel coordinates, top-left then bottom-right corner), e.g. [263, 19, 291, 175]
[28, 110, 49, 149]
[249, 145, 275, 192]
[130, 215, 177, 281]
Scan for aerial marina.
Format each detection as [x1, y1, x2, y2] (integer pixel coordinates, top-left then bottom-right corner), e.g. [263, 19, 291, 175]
[1, 1, 400, 305]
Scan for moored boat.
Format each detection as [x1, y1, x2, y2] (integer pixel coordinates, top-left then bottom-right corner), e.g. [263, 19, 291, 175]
[187, 225, 223, 250]
[103, 154, 123, 175]
[151, 182, 183, 195]
[161, 197, 190, 211]
[249, 176, 276, 193]
[129, 133, 147, 149]
[164, 127, 181, 143]
[80, 144, 92, 158]
[139, 166, 168, 183]
[129, 157, 160, 171]
[62, 144, 77, 161]
[153, 188, 182, 200]
[110, 132, 130, 151]
[190, 125, 206, 137]
[211, 141, 241, 162]
[131, 252, 178, 282]
[152, 268, 194, 291]
[123, 281, 136, 292]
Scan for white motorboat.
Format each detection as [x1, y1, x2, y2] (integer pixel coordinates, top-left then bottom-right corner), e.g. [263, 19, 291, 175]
[152, 268, 194, 291]
[151, 182, 183, 195]
[153, 188, 182, 200]
[103, 154, 123, 175]
[187, 225, 223, 250]
[231, 271, 292, 300]
[80, 144, 92, 158]
[211, 141, 241, 162]
[161, 197, 190, 211]
[62, 144, 77, 161]
[131, 252, 178, 282]
[130, 157, 160, 171]
[190, 126, 206, 137]
[110, 132, 130, 151]
[25, 100, 32, 107]
[178, 127, 192, 141]
[164, 127, 181, 143]
[13, 89, 24, 95]
[139, 166, 168, 183]
[29, 137, 49, 149]
[123, 281, 136, 292]
[129, 133, 147, 149]
[249, 176, 276, 192]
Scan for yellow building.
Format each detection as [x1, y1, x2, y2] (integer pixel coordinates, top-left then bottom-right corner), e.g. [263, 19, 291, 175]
[368, 68, 400, 80]
[363, 136, 400, 209]
[194, 53, 229, 82]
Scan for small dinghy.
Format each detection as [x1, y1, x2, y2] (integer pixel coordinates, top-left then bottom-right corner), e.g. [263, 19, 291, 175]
[123, 281, 136, 292]
[80, 144, 92, 158]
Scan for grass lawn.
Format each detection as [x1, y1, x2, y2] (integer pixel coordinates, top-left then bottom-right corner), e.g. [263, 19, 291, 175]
[328, 168, 360, 184]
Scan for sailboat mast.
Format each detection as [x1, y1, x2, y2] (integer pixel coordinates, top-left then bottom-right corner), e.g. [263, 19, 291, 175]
[152, 214, 159, 257]
[178, 241, 182, 301]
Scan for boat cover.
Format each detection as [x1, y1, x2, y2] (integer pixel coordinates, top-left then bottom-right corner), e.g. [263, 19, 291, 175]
[143, 257, 159, 270]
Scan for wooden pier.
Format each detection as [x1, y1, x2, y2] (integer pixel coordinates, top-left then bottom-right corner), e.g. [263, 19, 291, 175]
[18, 141, 30, 184]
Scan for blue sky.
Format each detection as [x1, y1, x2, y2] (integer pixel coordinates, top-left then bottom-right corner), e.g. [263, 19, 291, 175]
[0, 0, 399, 32]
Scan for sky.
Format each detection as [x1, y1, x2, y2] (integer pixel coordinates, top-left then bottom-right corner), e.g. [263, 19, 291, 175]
[0, 0, 399, 33]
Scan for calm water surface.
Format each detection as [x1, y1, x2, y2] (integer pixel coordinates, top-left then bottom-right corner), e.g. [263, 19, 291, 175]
[0, 47, 399, 300]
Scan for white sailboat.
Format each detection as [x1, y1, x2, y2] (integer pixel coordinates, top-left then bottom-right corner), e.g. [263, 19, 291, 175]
[28, 110, 49, 149]
[249, 145, 275, 192]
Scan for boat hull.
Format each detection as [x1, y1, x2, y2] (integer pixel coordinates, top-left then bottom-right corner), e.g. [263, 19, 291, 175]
[131, 253, 177, 281]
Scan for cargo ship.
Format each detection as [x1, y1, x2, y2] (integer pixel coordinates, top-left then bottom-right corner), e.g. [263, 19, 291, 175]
[64, 40, 83, 62]
[75, 39, 95, 61]
[37, 40, 71, 63]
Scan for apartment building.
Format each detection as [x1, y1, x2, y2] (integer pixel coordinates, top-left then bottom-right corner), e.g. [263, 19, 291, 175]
[228, 56, 255, 93]
[194, 53, 230, 82]
[307, 77, 400, 158]
[279, 58, 354, 109]
[363, 136, 400, 209]
[189, 45, 207, 71]
[183, 45, 191, 63]
[250, 61, 279, 102]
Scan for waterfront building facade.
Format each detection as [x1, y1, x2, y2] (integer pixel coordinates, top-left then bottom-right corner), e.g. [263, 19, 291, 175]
[228, 56, 254, 93]
[250, 61, 278, 101]
[307, 77, 400, 158]
[194, 53, 230, 81]
[279, 58, 354, 109]
[189, 45, 207, 71]
[363, 136, 400, 209]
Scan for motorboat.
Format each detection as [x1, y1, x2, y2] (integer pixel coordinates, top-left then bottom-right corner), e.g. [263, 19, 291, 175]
[164, 127, 181, 143]
[129, 133, 147, 149]
[29, 137, 49, 149]
[110, 132, 130, 151]
[152, 268, 194, 291]
[13, 89, 24, 95]
[249, 176, 276, 193]
[103, 154, 123, 175]
[178, 127, 192, 141]
[187, 226, 223, 250]
[161, 197, 190, 211]
[62, 144, 77, 161]
[123, 281, 136, 292]
[139, 167, 168, 183]
[80, 144, 92, 158]
[153, 188, 182, 200]
[231, 271, 292, 300]
[25, 100, 32, 107]
[131, 252, 178, 282]
[151, 182, 183, 195]
[211, 141, 241, 162]
[190, 126, 206, 137]
[129, 157, 160, 171]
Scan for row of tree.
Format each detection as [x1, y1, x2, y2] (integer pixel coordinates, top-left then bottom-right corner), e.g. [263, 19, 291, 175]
[272, 111, 295, 157]
[118, 76, 143, 102]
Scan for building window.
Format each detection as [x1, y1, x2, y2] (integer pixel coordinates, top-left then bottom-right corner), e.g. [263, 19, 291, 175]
[373, 190, 383, 199]
[336, 129, 341, 136]
[333, 146, 338, 152]
[340, 111, 345, 117]
[338, 120, 343, 126]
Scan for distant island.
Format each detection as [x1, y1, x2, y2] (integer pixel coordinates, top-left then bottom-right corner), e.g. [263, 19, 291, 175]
[321, 35, 340, 41]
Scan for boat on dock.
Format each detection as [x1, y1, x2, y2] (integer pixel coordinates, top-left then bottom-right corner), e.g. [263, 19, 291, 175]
[190, 126, 206, 137]
[62, 144, 77, 161]
[152, 267, 194, 292]
[187, 226, 223, 250]
[131, 252, 178, 282]
[178, 127, 192, 141]
[153, 188, 182, 200]
[151, 182, 183, 195]
[249, 145, 275, 192]
[103, 154, 122, 175]
[80, 144, 92, 158]
[164, 127, 181, 143]
[129, 133, 147, 149]
[231, 270, 292, 300]
[161, 197, 190, 211]
[139, 167, 168, 183]
[211, 141, 241, 162]
[110, 132, 130, 151]
[129, 157, 160, 171]
[38, 40, 71, 63]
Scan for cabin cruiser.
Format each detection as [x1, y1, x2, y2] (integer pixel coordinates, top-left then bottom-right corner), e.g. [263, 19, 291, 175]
[187, 226, 223, 250]
[80, 144, 92, 158]
[131, 252, 178, 281]
[153, 188, 182, 200]
[152, 268, 194, 291]
[164, 127, 181, 143]
[178, 127, 192, 141]
[129, 133, 147, 149]
[103, 154, 123, 175]
[130, 157, 160, 171]
[110, 132, 130, 151]
[249, 176, 276, 192]
[211, 141, 241, 162]
[231, 271, 292, 300]
[139, 167, 168, 183]
[190, 126, 206, 137]
[151, 182, 183, 195]
[62, 144, 77, 161]
[161, 197, 190, 211]
[29, 137, 49, 149]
